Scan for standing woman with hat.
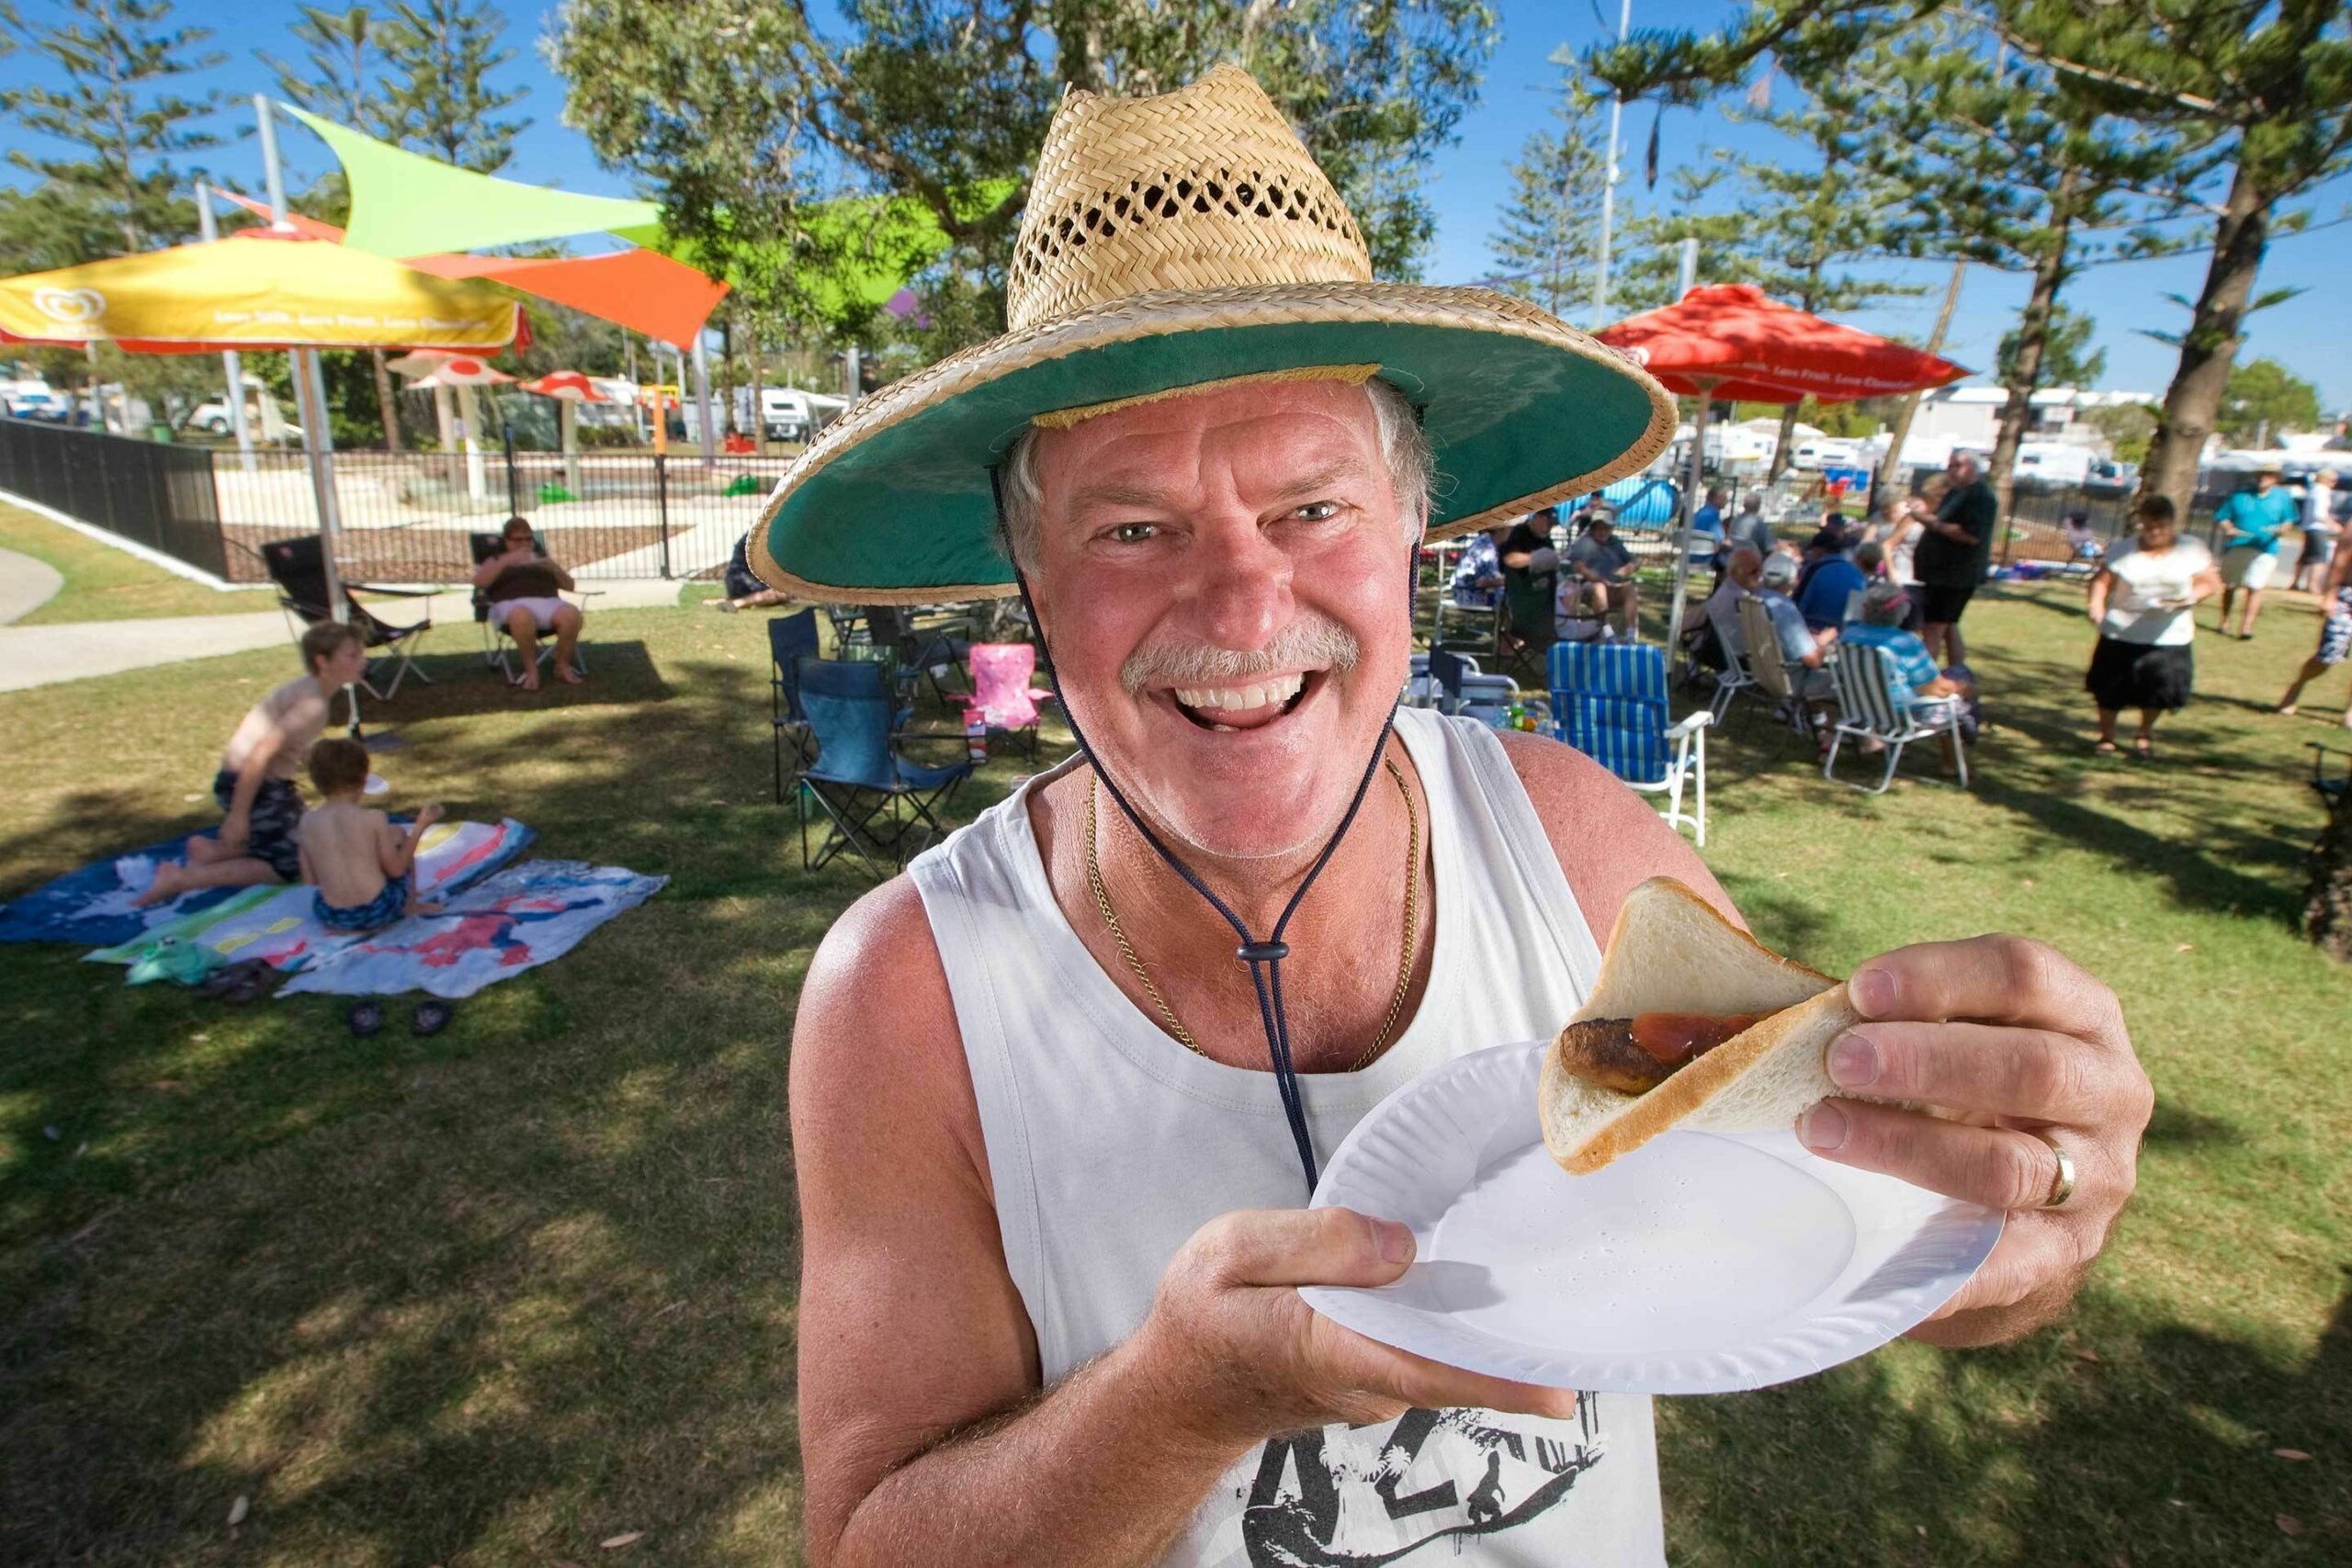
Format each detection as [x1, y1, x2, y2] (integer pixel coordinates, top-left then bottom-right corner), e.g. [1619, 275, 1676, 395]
[2085, 494, 2220, 758]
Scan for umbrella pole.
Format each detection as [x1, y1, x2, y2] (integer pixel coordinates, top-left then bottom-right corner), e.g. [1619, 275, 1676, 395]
[458, 384, 487, 501]
[691, 333, 717, 471]
[561, 398, 581, 495]
[1665, 378, 1716, 662]
[433, 383, 458, 490]
[192, 181, 257, 476]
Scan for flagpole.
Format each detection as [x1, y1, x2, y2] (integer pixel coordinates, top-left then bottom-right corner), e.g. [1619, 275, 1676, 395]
[192, 181, 257, 476]
[1590, 0, 1632, 328]
[1667, 375, 1716, 662]
[259, 93, 368, 739]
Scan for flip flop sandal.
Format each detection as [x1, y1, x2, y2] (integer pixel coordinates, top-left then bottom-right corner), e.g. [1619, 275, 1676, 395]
[345, 1001, 385, 1038]
[2092, 739, 2120, 756]
[220, 964, 279, 1005]
[197, 958, 266, 1000]
[411, 1000, 455, 1037]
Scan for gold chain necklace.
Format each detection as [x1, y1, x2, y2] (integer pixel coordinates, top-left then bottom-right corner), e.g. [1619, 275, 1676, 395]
[1082, 758, 1419, 1073]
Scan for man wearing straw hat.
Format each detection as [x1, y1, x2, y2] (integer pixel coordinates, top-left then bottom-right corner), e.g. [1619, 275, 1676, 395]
[774, 68, 2150, 1566]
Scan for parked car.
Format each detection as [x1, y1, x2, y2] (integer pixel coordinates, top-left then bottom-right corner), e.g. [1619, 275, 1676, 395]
[5, 386, 67, 422]
[1790, 437, 1861, 470]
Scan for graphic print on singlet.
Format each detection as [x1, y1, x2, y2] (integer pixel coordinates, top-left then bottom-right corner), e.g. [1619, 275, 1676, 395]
[1237, 1395, 1603, 1565]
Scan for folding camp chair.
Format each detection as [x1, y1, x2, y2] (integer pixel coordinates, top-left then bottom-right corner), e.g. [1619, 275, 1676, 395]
[1407, 647, 1484, 713]
[1548, 639, 1713, 845]
[257, 535, 435, 699]
[769, 609, 821, 802]
[797, 656, 975, 877]
[1737, 593, 1824, 744]
[1707, 641, 1760, 725]
[468, 532, 600, 683]
[949, 642, 1056, 761]
[1823, 643, 1969, 793]
[1497, 562, 1555, 686]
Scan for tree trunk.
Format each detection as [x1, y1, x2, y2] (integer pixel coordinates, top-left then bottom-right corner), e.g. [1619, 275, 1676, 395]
[1769, 404, 1800, 483]
[369, 348, 402, 451]
[1988, 169, 2081, 530]
[1874, 260, 1967, 501]
[2140, 158, 2272, 524]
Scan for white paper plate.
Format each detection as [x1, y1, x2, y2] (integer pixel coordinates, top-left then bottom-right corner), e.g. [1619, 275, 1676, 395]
[1300, 1040, 2003, 1394]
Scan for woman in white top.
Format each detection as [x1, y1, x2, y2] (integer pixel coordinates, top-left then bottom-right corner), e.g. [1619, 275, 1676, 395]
[1884, 495, 1927, 586]
[2084, 493, 2221, 758]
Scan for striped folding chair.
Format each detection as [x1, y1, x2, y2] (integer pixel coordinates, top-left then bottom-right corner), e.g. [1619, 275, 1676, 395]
[1823, 644, 1969, 794]
[1547, 640, 1713, 846]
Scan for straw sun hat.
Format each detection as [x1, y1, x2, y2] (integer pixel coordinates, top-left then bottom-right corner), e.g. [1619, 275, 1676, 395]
[749, 64, 1676, 603]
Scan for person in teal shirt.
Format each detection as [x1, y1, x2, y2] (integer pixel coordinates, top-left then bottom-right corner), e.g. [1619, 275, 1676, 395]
[2214, 466, 2300, 639]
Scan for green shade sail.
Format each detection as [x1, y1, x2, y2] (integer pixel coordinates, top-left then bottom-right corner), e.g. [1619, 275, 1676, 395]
[287, 105, 662, 257]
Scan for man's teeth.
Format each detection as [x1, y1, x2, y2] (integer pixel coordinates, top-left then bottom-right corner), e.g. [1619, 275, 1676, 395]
[1170, 672, 1306, 712]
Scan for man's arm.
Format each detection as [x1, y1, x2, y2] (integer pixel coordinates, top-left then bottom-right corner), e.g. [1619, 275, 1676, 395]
[1497, 729, 1736, 935]
[796, 881, 1579, 1568]
[547, 558, 576, 592]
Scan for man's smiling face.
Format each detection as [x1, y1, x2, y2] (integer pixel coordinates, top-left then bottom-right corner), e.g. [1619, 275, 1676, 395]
[1024, 378, 1416, 861]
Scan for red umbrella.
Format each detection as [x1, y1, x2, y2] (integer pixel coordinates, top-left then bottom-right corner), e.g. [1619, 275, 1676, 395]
[1594, 284, 1968, 653]
[1597, 283, 1966, 403]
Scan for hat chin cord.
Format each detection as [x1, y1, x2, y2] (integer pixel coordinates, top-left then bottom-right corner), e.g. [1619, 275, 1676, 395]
[1002, 485, 1413, 1199]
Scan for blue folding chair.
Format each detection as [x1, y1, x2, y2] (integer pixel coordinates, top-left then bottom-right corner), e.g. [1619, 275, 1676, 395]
[769, 609, 821, 803]
[797, 656, 974, 876]
[1548, 640, 1713, 846]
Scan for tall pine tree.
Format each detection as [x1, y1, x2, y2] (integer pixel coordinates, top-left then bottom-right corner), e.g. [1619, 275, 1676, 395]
[1724, 59, 1921, 477]
[2, 0, 225, 254]
[1487, 96, 1607, 318]
[379, 0, 529, 174]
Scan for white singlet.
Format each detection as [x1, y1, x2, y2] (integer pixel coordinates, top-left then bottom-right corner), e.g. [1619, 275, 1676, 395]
[910, 705, 1666, 1566]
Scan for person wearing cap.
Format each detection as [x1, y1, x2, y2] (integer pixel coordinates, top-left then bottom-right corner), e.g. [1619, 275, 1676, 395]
[1842, 580, 1974, 767]
[768, 68, 2150, 1567]
[1564, 508, 1638, 637]
[2213, 465, 2297, 639]
[1755, 551, 1838, 733]
[1795, 525, 1868, 633]
[1728, 487, 1776, 560]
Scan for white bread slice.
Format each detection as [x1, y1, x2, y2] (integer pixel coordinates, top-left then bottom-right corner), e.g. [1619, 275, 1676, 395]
[1539, 878, 1862, 1175]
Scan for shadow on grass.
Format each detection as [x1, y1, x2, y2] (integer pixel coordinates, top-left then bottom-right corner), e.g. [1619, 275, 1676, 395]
[1660, 1273, 2352, 1565]
[0, 636, 1061, 1562]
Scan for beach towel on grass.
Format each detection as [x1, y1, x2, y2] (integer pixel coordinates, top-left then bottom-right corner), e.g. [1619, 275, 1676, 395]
[0, 834, 240, 947]
[279, 861, 665, 998]
[86, 818, 536, 973]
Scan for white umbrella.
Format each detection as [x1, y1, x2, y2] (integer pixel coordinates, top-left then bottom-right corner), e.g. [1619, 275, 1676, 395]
[520, 370, 607, 494]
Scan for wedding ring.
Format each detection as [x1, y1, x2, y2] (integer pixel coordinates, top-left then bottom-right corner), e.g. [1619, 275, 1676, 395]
[2029, 1129, 2075, 1209]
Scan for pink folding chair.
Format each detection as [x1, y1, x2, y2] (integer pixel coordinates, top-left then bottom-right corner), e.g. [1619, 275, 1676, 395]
[951, 642, 1057, 760]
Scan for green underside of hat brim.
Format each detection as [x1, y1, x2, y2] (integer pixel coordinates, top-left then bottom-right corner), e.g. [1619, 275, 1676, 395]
[761, 319, 1662, 599]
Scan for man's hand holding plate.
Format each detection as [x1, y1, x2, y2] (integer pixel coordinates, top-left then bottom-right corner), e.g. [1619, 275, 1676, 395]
[1796, 935, 2153, 1345]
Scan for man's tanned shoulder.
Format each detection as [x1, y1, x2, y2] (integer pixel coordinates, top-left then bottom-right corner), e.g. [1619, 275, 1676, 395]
[1492, 728, 1738, 934]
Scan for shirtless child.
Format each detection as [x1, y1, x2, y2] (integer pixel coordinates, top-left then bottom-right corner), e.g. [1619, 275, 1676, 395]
[298, 738, 445, 931]
[135, 622, 366, 908]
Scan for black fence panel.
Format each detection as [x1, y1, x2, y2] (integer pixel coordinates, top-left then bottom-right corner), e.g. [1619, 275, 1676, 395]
[0, 416, 227, 579]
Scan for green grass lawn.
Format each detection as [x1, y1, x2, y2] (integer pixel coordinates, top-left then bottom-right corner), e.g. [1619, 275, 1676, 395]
[0, 503, 268, 624]
[1, 582, 2347, 1564]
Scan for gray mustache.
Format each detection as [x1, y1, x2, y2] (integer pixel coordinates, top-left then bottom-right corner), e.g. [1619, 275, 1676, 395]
[1120, 615, 1363, 693]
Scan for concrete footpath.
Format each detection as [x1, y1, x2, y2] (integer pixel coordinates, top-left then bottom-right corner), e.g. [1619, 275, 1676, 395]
[0, 579, 685, 694]
[0, 547, 65, 626]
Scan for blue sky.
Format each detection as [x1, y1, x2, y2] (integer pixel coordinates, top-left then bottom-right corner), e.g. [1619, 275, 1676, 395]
[5, 0, 2345, 409]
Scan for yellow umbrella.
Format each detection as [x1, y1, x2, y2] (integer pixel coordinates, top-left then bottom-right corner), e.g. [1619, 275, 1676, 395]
[0, 233, 526, 353]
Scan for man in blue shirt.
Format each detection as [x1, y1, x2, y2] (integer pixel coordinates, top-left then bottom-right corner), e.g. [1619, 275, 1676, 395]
[1689, 483, 1728, 571]
[1796, 534, 1869, 631]
[2214, 466, 2300, 640]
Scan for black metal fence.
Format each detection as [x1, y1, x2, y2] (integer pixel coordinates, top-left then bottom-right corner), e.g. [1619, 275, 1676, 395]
[0, 416, 229, 579]
[0, 415, 795, 584]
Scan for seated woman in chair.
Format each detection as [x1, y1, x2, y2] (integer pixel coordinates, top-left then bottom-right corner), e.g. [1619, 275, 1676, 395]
[472, 515, 584, 690]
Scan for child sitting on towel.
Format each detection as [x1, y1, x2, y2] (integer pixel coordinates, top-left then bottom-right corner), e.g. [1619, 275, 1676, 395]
[298, 739, 445, 932]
